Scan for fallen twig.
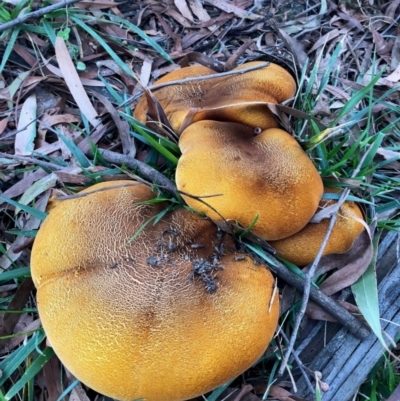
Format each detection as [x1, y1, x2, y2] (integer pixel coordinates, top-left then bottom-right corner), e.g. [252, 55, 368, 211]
[0, 152, 64, 171]
[277, 326, 315, 395]
[270, 256, 370, 340]
[119, 62, 270, 109]
[88, 150, 371, 341]
[0, 0, 82, 34]
[90, 149, 177, 193]
[278, 149, 373, 375]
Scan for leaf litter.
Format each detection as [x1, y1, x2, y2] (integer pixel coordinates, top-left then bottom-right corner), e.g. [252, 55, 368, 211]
[0, 0, 400, 400]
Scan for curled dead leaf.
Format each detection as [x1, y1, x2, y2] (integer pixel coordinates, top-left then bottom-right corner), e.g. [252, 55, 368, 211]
[318, 230, 373, 296]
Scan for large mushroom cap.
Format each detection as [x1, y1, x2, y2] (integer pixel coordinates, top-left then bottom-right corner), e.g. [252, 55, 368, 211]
[269, 190, 365, 266]
[134, 61, 296, 133]
[176, 121, 323, 240]
[31, 181, 279, 401]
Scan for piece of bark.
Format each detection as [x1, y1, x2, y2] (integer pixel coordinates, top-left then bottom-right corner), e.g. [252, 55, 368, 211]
[294, 231, 400, 400]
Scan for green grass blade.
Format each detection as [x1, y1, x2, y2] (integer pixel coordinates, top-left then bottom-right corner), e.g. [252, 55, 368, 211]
[5, 347, 55, 400]
[332, 69, 385, 124]
[6, 229, 37, 237]
[0, 195, 48, 221]
[359, 133, 384, 173]
[11, 0, 30, 19]
[56, 379, 80, 401]
[0, 330, 46, 382]
[98, 75, 124, 103]
[125, 116, 179, 165]
[245, 243, 278, 267]
[57, 132, 91, 168]
[0, 267, 31, 281]
[104, 13, 173, 63]
[71, 16, 135, 78]
[41, 19, 57, 46]
[16, 173, 57, 214]
[316, 38, 344, 100]
[0, 26, 20, 73]
[205, 380, 234, 401]
[352, 231, 385, 346]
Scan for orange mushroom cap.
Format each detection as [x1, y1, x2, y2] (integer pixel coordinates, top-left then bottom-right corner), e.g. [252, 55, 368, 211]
[31, 181, 279, 401]
[176, 121, 324, 241]
[134, 61, 296, 133]
[269, 190, 365, 266]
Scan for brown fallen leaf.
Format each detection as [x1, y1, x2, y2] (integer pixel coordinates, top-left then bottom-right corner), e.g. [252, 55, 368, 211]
[1, 319, 41, 353]
[268, 385, 309, 401]
[318, 230, 373, 296]
[0, 278, 35, 348]
[0, 116, 9, 135]
[174, 0, 194, 21]
[89, 90, 136, 158]
[308, 28, 346, 54]
[385, 0, 400, 20]
[372, 29, 393, 59]
[188, 0, 217, 31]
[43, 354, 63, 401]
[204, 0, 261, 20]
[386, 64, 400, 82]
[307, 299, 363, 323]
[391, 27, 400, 70]
[69, 383, 91, 401]
[0, 168, 47, 201]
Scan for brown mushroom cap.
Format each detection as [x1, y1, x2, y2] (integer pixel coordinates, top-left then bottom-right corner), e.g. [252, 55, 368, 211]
[176, 121, 324, 240]
[134, 61, 296, 133]
[269, 190, 365, 266]
[31, 181, 279, 401]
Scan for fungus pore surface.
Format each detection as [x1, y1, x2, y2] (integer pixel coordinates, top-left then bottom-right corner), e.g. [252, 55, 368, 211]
[31, 181, 279, 401]
[176, 121, 324, 240]
[270, 190, 365, 266]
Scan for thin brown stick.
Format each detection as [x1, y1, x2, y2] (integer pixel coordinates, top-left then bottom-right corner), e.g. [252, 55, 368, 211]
[278, 149, 373, 375]
[82, 149, 371, 341]
[271, 257, 370, 340]
[277, 326, 315, 395]
[0, 0, 82, 34]
[0, 152, 64, 171]
[92, 149, 177, 193]
[119, 62, 271, 108]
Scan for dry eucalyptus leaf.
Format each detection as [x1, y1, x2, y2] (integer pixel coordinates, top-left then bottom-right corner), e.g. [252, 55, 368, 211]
[188, 0, 214, 26]
[269, 385, 308, 401]
[318, 230, 373, 296]
[69, 384, 91, 401]
[386, 64, 400, 82]
[385, 0, 400, 19]
[307, 300, 362, 322]
[55, 37, 105, 130]
[204, 0, 261, 20]
[14, 93, 37, 156]
[0, 116, 8, 135]
[174, 0, 194, 21]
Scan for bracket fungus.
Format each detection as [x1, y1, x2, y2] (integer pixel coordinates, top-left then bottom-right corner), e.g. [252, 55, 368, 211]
[269, 190, 365, 266]
[31, 181, 279, 401]
[176, 121, 324, 240]
[134, 61, 296, 133]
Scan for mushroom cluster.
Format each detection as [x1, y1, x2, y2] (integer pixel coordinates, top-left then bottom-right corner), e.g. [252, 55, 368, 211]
[31, 181, 279, 401]
[135, 61, 365, 261]
[31, 61, 365, 401]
